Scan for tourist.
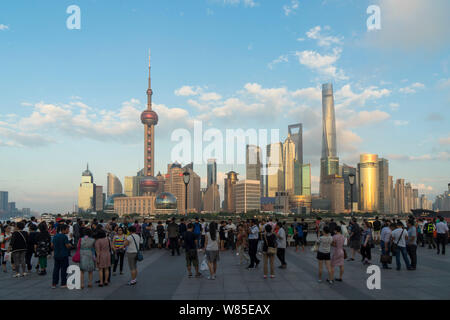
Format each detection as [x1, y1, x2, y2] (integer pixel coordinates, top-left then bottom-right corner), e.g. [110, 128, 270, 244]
[226, 219, 236, 251]
[200, 218, 207, 249]
[9, 222, 29, 278]
[1, 225, 12, 273]
[193, 218, 202, 249]
[406, 220, 417, 270]
[112, 227, 126, 275]
[204, 221, 219, 280]
[301, 218, 309, 247]
[236, 224, 249, 265]
[51, 224, 72, 288]
[262, 224, 277, 279]
[417, 219, 425, 247]
[178, 218, 187, 250]
[79, 228, 95, 289]
[167, 217, 180, 256]
[372, 216, 381, 245]
[391, 222, 412, 271]
[315, 226, 333, 284]
[183, 223, 201, 278]
[26, 223, 39, 273]
[124, 225, 141, 285]
[360, 221, 373, 265]
[141, 219, 151, 250]
[436, 216, 449, 255]
[348, 218, 361, 261]
[328, 219, 337, 235]
[339, 221, 348, 246]
[330, 226, 345, 282]
[247, 219, 260, 269]
[380, 221, 392, 269]
[156, 221, 165, 249]
[424, 220, 436, 249]
[94, 228, 112, 287]
[275, 222, 287, 269]
[219, 221, 226, 251]
[294, 221, 304, 252]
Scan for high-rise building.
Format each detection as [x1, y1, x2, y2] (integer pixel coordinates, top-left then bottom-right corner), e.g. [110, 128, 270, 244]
[183, 163, 201, 213]
[358, 154, 379, 212]
[405, 182, 413, 214]
[207, 159, 217, 189]
[283, 134, 296, 194]
[224, 171, 239, 213]
[288, 123, 303, 165]
[164, 163, 185, 213]
[78, 164, 96, 213]
[203, 184, 220, 212]
[394, 179, 405, 213]
[342, 164, 357, 211]
[234, 180, 260, 213]
[322, 175, 345, 213]
[320, 83, 339, 196]
[107, 173, 123, 197]
[266, 142, 284, 197]
[412, 188, 419, 209]
[0, 191, 8, 212]
[378, 158, 390, 214]
[246, 145, 261, 181]
[124, 176, 141, 197]
[95, 185, 104, 211]
[301, 164, 311, 196]
[433, 183, 450, 211]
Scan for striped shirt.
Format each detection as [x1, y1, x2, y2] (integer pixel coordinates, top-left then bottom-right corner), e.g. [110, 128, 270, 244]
[113, 235, 126, 249]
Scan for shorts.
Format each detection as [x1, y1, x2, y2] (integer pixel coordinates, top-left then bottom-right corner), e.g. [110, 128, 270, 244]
[206, 250, 219, 263]
[127, 253, 137, 271]
[350, 239, 360, 250]
[316, 251, 331, 261]
[185, 249, 199, 267]
[373, 231, 381, 238]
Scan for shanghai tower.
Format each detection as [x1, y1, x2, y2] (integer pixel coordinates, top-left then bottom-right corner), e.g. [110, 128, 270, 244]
[319, 83, 339, 197]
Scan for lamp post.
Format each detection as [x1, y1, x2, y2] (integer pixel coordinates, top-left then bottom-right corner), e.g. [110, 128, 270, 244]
[183, 171, 190, 215]
[348, 173, 355, 217]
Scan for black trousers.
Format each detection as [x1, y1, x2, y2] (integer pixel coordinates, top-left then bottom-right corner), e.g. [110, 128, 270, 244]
[170, 237, 180, 255]
[417, 233, 425, 247]
[248, 239, 259, 267]
[361, 245, 372, 261]
[426, 234, 436, 248]
[406, 244, 417, 268]
[113, 251, 125, 273]
[436, 234, 447, 254]
[25, 251, 34, 271]
[302, 233, 308, 246]
[277, 248, 286, 266]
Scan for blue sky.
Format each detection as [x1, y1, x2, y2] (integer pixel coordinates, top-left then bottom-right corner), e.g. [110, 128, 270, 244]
[0, 0, 449, 213]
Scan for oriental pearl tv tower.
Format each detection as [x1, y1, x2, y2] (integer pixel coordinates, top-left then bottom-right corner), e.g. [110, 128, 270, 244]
[139, 50, 159, 195]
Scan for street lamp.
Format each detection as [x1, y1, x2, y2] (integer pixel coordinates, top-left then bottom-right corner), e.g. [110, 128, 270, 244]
[348, 173, 355, 217]
[183, 170, 190, 215]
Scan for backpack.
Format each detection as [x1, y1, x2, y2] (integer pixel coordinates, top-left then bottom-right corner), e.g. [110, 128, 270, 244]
[37, 239, 50, 257]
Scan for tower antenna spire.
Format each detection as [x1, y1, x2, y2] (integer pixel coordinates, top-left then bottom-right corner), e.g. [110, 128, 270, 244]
[147, 49, 152, 110]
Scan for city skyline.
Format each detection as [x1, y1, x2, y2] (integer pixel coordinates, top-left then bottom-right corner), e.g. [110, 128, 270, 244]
[0, 0, 449, 213]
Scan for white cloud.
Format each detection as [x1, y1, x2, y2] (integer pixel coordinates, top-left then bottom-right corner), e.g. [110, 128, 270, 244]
[394, 120, 409, 126]
[283, 0, 299, 16]
[268, 54, 289, 69]
[389, 102, 399, 109]
[220, 0, 258, 8]
[174, 85, 202, 96]
[439, 136, 450, 145]
[291, 87, 321, 101]
[295, 48, 347, 80]
[335, 84, 391, 109]
[0, 24, 9, 31]
[306, 26, 342, 47]
[387, 153, 448, 162]
[399, 82, 425, 94]
[438, 78, 450, 88]
[412, 183, 433, 192]
[200, 92, 222, 101]
[343, 110, 391, 128]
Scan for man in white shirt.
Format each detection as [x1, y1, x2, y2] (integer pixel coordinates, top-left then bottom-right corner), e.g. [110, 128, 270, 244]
[391, 223, 412, 271]
[380, 222, 392, 269]
[226, 219, 236, 250]
[247, 220, 260, 269]
[436, 216, 449, 255]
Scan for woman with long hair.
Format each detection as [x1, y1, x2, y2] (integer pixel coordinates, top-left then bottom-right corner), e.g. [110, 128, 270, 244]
[360, 222, 373, 265]
[79, 228, 95, 289]
[330, 226, 345, 282]
[94, 228, 111, 287]
[204, 221, 219, 280]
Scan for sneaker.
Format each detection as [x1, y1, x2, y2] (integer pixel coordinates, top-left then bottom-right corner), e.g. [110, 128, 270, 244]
[334, 278, 343, 282]
[188, 274, 193, 278]
[195, 273, 202, 278]
[22, 272, 29, 277]
[270, 275, 275, 279]
[326, 279, 334, 284]
[127, 280, 137, 286]
[51, 285, 56, 289]
[207, 275, 213, 280]
[212, 275, 216, 280]
[13, 273, 20, 278]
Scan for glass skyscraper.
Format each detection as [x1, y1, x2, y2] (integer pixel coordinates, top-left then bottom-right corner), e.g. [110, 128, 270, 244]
[207, 159, 217, 188]
[320, 83, 339, 196]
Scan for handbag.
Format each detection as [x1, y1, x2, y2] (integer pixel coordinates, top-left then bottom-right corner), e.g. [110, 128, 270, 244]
[131, 234, 143, 262]
[264, 234, 277, 255]
[72, 239, 81, 263]
[343, 248, 348, 259]
[380, 254, 392, 264]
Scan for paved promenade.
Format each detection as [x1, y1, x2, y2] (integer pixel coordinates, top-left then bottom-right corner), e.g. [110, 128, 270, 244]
[0, 245, 449, 300]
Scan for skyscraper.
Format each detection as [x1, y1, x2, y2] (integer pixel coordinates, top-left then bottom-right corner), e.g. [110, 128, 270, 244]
[78, 164, 96, 213]
[342, 164, 357, 211]
[358, 154, 379, 212]
[95, 185, 104, 211]
[107, 173, 123, 197]
[224, 171, 239, 213]
[283, 134, 296, 194]
[246, 145, 261, 181]
[139, 50, 159, 196]
[266, 142, 284, 197]
[288, 123, 303, 165]
[0, 191, 8, 212]
[320, 83, 339, 196]
[378, 158, 390, 214]
[207, 159, 217, 188]
[234, 180, 260, 214]
[394, 179, 405, 213]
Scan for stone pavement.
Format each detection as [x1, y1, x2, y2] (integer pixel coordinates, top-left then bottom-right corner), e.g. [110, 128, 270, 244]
[0, 244, 449, 300]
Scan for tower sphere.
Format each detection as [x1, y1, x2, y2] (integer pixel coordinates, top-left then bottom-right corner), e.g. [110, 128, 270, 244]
[141, 110, 158, 126]
[140, 176, 159, 194]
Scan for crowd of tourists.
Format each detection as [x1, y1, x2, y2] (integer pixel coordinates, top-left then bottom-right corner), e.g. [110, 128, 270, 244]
[0, 214, 448, 289]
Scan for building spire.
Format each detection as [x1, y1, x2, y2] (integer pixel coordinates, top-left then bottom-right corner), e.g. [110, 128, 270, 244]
[147, 49, 152, 110]
[87, 163, 89, 171]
